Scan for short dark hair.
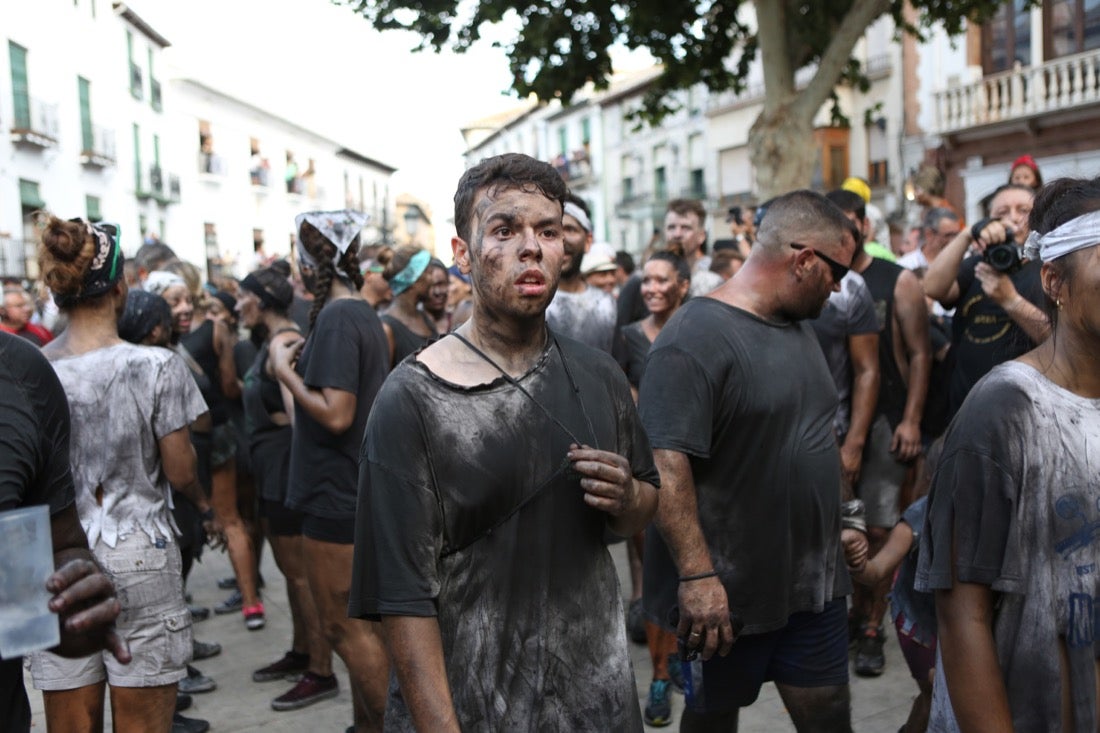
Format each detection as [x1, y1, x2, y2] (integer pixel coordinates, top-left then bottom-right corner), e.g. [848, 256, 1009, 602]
[647, 250, 691, 282]
[453, 153, 567, 244]
[133, 241, 177, 273]
[755, 190, 854, 253]
[614, 250, 635, 275]
[921, 207, 959, 232]
[666, 198, 706, 225]
[825, 190, 866, 222]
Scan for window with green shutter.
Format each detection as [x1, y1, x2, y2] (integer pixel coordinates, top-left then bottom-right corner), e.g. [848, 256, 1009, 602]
[78, 76, 93, 152]
[86, 195, 102, 222]
[19, 179, 45, 210]
[9, 42, 29, 130]
[133, 123, 142, 191]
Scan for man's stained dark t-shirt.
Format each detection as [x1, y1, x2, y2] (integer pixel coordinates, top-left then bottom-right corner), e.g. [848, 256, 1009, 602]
[639, 298, 850, 635]
[0, 333, 76, 733]
[352, 334, 658, 732]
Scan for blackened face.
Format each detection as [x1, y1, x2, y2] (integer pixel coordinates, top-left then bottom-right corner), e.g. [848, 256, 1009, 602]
[425, 266, 449, 316]
[561, 214, 588, 279]
[456, 187, 564, 322]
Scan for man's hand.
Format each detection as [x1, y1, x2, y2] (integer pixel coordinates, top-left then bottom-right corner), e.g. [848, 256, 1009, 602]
[890, 419, 923, 462]
[973, 262, 1019, 307]
[47, 558, 131, 664]
[839, 442, 863, 487]
[676, 576, 736, 661]
[568, 445, 638, 516]
[841, 528, 869, 573]
[269, 337, 304, 380]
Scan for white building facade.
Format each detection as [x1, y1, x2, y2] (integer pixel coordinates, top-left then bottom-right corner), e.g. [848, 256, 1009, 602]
[1, 0, 174, 278]
[167, 78, 395, 277]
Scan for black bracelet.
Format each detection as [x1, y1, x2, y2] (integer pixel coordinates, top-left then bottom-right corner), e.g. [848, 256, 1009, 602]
[679, 571, 718, 583]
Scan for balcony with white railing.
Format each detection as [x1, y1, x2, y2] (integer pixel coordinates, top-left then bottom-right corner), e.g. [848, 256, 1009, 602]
[80, 125, 117, 168]
[934, 49, 1100, 135]
[10, 97, 60, 148]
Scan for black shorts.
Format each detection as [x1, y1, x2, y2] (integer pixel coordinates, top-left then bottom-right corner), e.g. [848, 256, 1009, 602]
[685, 598, 849, 713]
[261, 499, 304, 537]
[301, 514, 356, 544]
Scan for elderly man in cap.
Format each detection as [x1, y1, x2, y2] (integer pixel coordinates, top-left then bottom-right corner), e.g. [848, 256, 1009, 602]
[545, 193, 617, 353]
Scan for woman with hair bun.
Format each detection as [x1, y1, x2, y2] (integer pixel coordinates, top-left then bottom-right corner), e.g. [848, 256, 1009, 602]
[28, 217, 216, 732]
[380, 244, 438, 367]
[270, 211, 390, 731]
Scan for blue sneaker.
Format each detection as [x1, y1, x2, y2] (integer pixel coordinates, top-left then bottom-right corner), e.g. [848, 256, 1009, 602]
[644, 679, 672, 727]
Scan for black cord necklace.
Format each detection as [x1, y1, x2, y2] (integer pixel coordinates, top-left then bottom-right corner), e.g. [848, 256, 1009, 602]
[449, 330, 599, 450]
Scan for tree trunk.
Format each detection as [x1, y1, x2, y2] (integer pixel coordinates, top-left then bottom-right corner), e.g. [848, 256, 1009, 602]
[748, 101, 818, 200]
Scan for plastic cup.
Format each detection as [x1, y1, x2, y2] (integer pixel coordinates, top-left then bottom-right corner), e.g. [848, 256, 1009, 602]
[0, 505, 59, 658]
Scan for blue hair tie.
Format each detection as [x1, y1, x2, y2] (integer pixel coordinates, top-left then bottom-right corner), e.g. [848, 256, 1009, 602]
[389, 249, 431, 296]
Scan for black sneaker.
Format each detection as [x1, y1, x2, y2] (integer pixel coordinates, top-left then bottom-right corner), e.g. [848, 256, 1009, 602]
[192, 639, 221, 660]
[176, 693, 192, 712]
[217, 575, 238, 590]
[854, 624, 886, 677]
[172, 713, 209, 733]
[188, 605, 210, 622]
[627, 599, 647, 644]
[213, 589, 242, 615]
[179, 665, 216, 694]
[643, 679, 673, 727]
[271, 672, 339, 711]
[253, 650, 311, 682]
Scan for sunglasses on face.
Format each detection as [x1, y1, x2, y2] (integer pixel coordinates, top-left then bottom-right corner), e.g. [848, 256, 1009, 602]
[789, 242, 849, 284]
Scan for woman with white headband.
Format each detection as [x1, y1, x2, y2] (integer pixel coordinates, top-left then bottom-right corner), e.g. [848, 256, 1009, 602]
[270, 210, 391, 730]
[916, 176, 1100, 732]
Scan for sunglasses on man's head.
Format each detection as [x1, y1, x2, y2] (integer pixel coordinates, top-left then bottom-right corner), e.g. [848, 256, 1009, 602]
[789, 242, 849, 283]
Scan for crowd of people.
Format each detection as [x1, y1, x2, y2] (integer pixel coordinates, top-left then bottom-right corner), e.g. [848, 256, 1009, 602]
[2, 150, 1098, 733]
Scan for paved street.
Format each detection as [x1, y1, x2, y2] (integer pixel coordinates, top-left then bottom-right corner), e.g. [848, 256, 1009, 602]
[28, 542, 914, 731]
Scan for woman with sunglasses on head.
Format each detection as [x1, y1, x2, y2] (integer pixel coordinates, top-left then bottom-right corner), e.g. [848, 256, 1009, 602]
[270, 211, 390, 732]
[917, 176, 1100, 732]
[27, 217, 216, 732]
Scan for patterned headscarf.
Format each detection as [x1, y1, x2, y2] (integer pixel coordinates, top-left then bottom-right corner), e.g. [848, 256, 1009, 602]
[54, 219, 125, 307]
[294, 210, 368, 271]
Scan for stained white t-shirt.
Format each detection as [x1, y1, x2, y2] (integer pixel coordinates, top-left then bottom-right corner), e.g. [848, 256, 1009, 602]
[49, 343, 207, 547]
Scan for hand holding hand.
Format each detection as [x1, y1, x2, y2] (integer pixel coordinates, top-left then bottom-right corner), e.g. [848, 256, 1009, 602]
[841, 528, 869, 573]
[47, 559, 131, 664]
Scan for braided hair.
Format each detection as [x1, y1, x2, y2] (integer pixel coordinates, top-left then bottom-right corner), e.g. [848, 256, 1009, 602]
[299, 221, 365, 330]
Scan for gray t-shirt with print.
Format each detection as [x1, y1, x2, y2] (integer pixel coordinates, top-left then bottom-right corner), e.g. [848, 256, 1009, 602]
[49, 343, 207, 548]
[917, 360, 1100, 732]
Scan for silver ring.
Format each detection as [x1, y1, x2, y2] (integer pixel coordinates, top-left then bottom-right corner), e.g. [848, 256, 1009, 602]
[689, 631, 701, 637]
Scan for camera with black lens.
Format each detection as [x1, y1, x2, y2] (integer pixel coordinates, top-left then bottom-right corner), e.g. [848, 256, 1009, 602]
[970, 218, 1021, 274]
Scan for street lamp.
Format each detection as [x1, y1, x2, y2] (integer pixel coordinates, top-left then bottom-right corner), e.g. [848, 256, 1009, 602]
[403, 206, 420, 245]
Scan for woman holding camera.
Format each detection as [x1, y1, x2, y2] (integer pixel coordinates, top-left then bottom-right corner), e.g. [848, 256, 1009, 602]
[922, 183, 1050, 419]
